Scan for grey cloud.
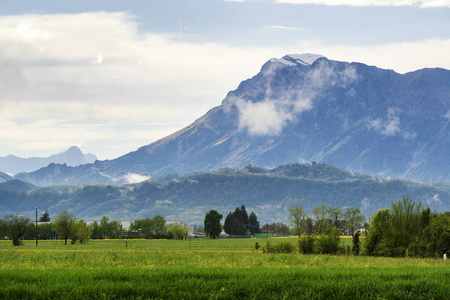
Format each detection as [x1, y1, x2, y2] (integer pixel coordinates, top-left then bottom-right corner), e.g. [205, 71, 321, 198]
[0, 51, 27, 100]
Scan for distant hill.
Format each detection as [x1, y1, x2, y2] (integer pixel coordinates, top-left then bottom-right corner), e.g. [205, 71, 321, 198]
[0, 171, 13, 183]
[0, 179, 37, 192]
[17, 54, 450, 186]
[0, 146, 97, 175]
[2, 163, 448, 224]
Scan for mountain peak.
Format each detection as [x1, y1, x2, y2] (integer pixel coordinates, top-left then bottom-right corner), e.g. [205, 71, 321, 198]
[64, 146, 83, 155]
[270, 53, 324, 66]
[0, 146, 97, 175]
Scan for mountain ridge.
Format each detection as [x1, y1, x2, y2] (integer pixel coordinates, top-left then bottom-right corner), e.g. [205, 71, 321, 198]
[14, 55, 450, 186]
[0, 146, 97, 175]
[1, 163, 448, 225]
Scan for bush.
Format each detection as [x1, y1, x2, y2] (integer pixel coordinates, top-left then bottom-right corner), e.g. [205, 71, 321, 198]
[317, 227, 342, 254]
[298, 234, 316, 254]
[263, 241, 295, 253]
[352, 231, 361, 255]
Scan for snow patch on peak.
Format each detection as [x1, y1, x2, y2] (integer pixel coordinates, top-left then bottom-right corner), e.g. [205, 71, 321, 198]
[272, 53, 324, 66]
[286, 54, 324, 65]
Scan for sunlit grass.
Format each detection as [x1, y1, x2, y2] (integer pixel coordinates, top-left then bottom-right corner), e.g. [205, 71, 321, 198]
[0, 238, 449, 299]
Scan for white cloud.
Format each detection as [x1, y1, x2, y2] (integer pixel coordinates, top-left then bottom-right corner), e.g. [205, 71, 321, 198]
[368, 108, 401, 136]
[91, 54, 103, 65]
[265, 25, 303, 31]
[237, 100, 294, 135]
[124, 173, 151, 184]
[236, 59, 357, 136]
[275, 0, 450, 7]
[426, 194, 442, 205]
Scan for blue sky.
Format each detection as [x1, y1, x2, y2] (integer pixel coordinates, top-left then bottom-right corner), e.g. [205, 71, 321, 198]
[0, 0, 449, 160]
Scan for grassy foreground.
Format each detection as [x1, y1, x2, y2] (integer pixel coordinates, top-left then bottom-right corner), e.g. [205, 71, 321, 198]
[0, 238, 449, 299]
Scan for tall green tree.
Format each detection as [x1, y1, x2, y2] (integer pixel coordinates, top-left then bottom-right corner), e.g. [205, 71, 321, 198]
[0, 215, 31, 246]
[224, 212, 244, 235]
[53, 211, 77, 245]
[151, 215, 168, 238]
[39, 211, 50, 222]
[327, 206, 343, 228]
[312, 204, 328, 233]
[248, 211, 261, 235]
[365, 196, 432, 257]
[204, 210, 222, 239]
[288, 205, 306, 237]
[343, 207, 365, 236]
[223, 206, 254, 236]
[240, 205, 249, 230]
[352, 230, 361, 255]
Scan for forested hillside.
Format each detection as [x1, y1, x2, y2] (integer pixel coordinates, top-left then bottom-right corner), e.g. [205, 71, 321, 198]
[1, 163, 448, 224]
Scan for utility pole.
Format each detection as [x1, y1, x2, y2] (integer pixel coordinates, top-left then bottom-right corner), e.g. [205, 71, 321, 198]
[35, 207, 38, 247]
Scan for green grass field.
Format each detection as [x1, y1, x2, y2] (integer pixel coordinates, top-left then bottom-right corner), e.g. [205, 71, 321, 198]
[0, 237, 449, 299]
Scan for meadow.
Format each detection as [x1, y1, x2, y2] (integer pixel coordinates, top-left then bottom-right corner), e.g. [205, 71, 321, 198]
[0, 237, 449, 299]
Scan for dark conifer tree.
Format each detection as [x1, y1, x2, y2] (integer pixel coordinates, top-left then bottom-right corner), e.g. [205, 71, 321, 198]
[248, 211, 261, 234]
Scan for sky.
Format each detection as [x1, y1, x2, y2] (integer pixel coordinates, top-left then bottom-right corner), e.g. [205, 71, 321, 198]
[0, 0, 449, 160]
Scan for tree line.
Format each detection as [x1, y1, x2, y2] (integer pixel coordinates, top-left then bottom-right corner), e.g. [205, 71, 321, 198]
[288, 204, 366, 237]
[0, 211, 191, 245]
[2, 196, 449, 258]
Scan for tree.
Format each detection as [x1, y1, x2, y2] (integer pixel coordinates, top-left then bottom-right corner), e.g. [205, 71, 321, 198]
[90, 221, 102, 239]
[224, 212, 243, 236]
[343, 207, 365, 236]
[240, 205, 249, 230]
[38, 222, 53, 240]
[261, 223, 270, 233]
[39, 211, 50, 222]
[352, 230, 361, 255]
[365, 196, 429, 257]
[204, 210, 222, 239]
[223, 206, 253, 236]
[268, 222, 290, 235]
[97, 216, 123, 239]
[248, 211, 261, 235]
[53, 211, 77, 245]
[327, 206, 343, 228]
[312, 204, 328, 233]
[129, 215, 168, 239]
[288, 205, 306, 237]
[151, 215, 168, 238]
[70, 220, 91, 244]
[169, 224, 189, 240]
[0, 215, 31, 246]
[317, 227, 342, 254]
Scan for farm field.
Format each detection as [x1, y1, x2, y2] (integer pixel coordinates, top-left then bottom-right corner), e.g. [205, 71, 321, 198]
[0, 237, 449, 299]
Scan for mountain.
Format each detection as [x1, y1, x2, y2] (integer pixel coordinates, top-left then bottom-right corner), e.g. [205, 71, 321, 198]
[0, 146, 97, 175]
[0, 171, 13, 183]
[1, 163, 449, 225]
[18, 54, 450, 186]
[0, 179, 37, 192]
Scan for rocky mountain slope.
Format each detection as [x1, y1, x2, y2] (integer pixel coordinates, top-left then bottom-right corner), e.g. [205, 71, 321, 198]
[17, 55, 450, 186]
